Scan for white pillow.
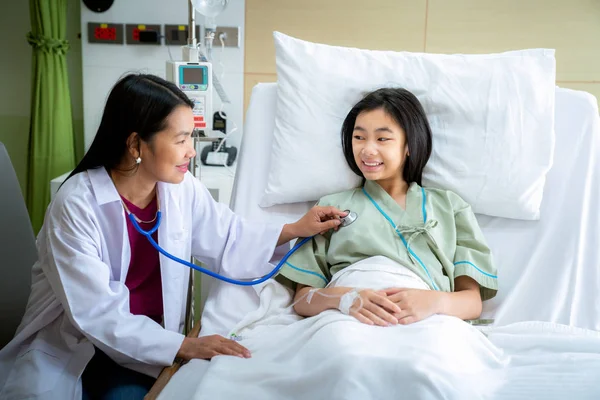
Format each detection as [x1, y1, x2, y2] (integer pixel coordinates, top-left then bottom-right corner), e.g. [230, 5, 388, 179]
[260, 32, 556, 220]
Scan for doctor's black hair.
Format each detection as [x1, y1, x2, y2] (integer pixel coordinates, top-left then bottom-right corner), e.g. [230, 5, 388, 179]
[341, 88, 432, 185]
[63, 73, 194, 185]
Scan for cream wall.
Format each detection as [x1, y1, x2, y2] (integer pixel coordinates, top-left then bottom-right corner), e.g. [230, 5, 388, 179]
[244, 0, 600, 110]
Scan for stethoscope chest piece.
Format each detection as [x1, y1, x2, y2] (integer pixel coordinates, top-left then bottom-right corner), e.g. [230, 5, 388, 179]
[340, 210, 358, 227]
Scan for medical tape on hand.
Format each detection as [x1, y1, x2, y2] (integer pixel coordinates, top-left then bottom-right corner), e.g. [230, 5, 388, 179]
[288, 288, 363, 315]
[338, 289, 360, 315]
[306, 288, 319, 304]
[288, 288, 321, 310]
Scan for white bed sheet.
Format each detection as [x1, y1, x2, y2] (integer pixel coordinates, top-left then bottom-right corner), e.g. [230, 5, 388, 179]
[162, 264, 600, 400]
[158, 84, 600, 399]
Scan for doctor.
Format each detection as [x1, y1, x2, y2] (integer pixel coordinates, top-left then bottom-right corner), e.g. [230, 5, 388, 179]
[0, 74, 346, 400]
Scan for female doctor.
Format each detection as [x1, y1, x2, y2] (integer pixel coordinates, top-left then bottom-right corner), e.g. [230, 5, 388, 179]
[0, 74, 346, 400]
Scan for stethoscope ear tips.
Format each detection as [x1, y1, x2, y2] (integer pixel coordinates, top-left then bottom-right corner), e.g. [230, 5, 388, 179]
[340, 210, 358, 227]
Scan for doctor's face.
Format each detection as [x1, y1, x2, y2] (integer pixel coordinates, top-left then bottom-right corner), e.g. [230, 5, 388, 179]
[352, 108, 409, 184]
[138, 105, 196, 184]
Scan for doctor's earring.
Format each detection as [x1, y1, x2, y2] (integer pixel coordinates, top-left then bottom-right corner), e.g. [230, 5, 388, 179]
[135, 157, 142, 164]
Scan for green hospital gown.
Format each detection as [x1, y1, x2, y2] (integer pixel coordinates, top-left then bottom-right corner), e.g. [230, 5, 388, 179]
[277, 180, 498, 301]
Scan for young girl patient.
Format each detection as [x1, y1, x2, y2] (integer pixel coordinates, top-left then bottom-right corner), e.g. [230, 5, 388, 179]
[276, 88, 498, 326]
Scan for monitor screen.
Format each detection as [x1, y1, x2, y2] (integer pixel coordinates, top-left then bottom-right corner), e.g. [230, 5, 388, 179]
[182, 67, 205, 84]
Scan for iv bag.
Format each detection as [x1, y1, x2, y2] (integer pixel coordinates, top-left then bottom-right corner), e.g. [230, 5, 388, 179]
[191, 0, 228, 30]
[190, 0, 228, 18]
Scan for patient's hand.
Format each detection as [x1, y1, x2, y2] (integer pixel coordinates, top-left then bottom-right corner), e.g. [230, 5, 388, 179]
[349, 289, 402, 327]
[383, 288, 443, 325]
[177, 335, 252, 361]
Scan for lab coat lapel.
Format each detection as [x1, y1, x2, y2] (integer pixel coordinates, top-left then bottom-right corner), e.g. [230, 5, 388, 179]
[157, 182, 186, 332]
[89, 169, 186, 332]
[87, 168, 130, 282]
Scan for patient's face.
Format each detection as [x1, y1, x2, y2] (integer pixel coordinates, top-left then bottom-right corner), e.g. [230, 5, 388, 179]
[352, 108, 408, 183]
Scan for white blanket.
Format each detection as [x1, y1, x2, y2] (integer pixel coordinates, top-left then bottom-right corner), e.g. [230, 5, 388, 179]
[167, 258, 600, 400]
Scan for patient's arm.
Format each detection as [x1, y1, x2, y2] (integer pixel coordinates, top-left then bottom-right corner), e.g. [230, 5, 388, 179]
[384, 275, 483, 324]
[439, 275, 483, 320]
[293, 284, 402, 326]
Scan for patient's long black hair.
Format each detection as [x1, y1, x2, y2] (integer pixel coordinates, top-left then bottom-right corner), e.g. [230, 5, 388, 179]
[341, 88, 433, 185]
[63, 73, 194, 185]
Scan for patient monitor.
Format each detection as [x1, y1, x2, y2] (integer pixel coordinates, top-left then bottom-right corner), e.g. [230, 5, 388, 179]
[166, 61, 213, 134]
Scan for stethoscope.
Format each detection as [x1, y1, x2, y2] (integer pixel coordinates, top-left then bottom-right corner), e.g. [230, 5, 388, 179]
[125, 206, 358, 286]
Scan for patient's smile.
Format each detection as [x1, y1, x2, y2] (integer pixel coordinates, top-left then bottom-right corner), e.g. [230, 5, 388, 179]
[360, 161, 384, 175]
[361, 160, 384, 173]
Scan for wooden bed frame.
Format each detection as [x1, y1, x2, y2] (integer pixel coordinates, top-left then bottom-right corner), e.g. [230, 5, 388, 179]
[144, 321, 201, 400]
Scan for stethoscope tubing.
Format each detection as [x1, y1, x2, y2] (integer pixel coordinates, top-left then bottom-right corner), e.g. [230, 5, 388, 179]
[128, 211, 312, 286]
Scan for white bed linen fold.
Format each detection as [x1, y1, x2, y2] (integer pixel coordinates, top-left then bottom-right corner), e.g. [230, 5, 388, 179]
[161, 259, 600, 400]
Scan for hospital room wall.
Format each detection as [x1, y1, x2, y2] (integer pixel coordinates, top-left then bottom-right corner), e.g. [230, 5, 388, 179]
[80, 0, 246, 151]
[244, 0, 600, 111]
[0, 0, 84, 199]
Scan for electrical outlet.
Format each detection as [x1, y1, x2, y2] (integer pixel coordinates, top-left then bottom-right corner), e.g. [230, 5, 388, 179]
[164, 24, 201, 46]
[125, 24, 161, 45]
[209, 26, 240, 48]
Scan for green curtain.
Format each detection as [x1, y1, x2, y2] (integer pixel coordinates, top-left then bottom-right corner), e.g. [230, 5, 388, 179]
[26, 0, 76, 233]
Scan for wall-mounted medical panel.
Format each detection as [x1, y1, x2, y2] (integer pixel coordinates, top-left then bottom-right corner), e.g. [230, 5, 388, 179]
[164, 24, 201, 46]
[125, 24, 161, 45]
[87, 22, 124, 44]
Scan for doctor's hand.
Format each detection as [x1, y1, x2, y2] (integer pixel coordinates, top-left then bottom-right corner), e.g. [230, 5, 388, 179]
[177, 335, 252, 360]
[278, 206, 348, 245]
[383, 288, 443, 325]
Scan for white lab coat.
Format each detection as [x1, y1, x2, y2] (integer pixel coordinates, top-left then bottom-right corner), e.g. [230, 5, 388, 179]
[0, 168, 283, 399]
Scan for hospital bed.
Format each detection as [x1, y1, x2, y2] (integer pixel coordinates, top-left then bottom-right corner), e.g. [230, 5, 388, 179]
[148, 82, 600, 399]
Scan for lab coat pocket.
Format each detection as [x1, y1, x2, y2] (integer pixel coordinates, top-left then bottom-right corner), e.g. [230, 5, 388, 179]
[172, 228, 189, 242]
[3, 346, 69, 396]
